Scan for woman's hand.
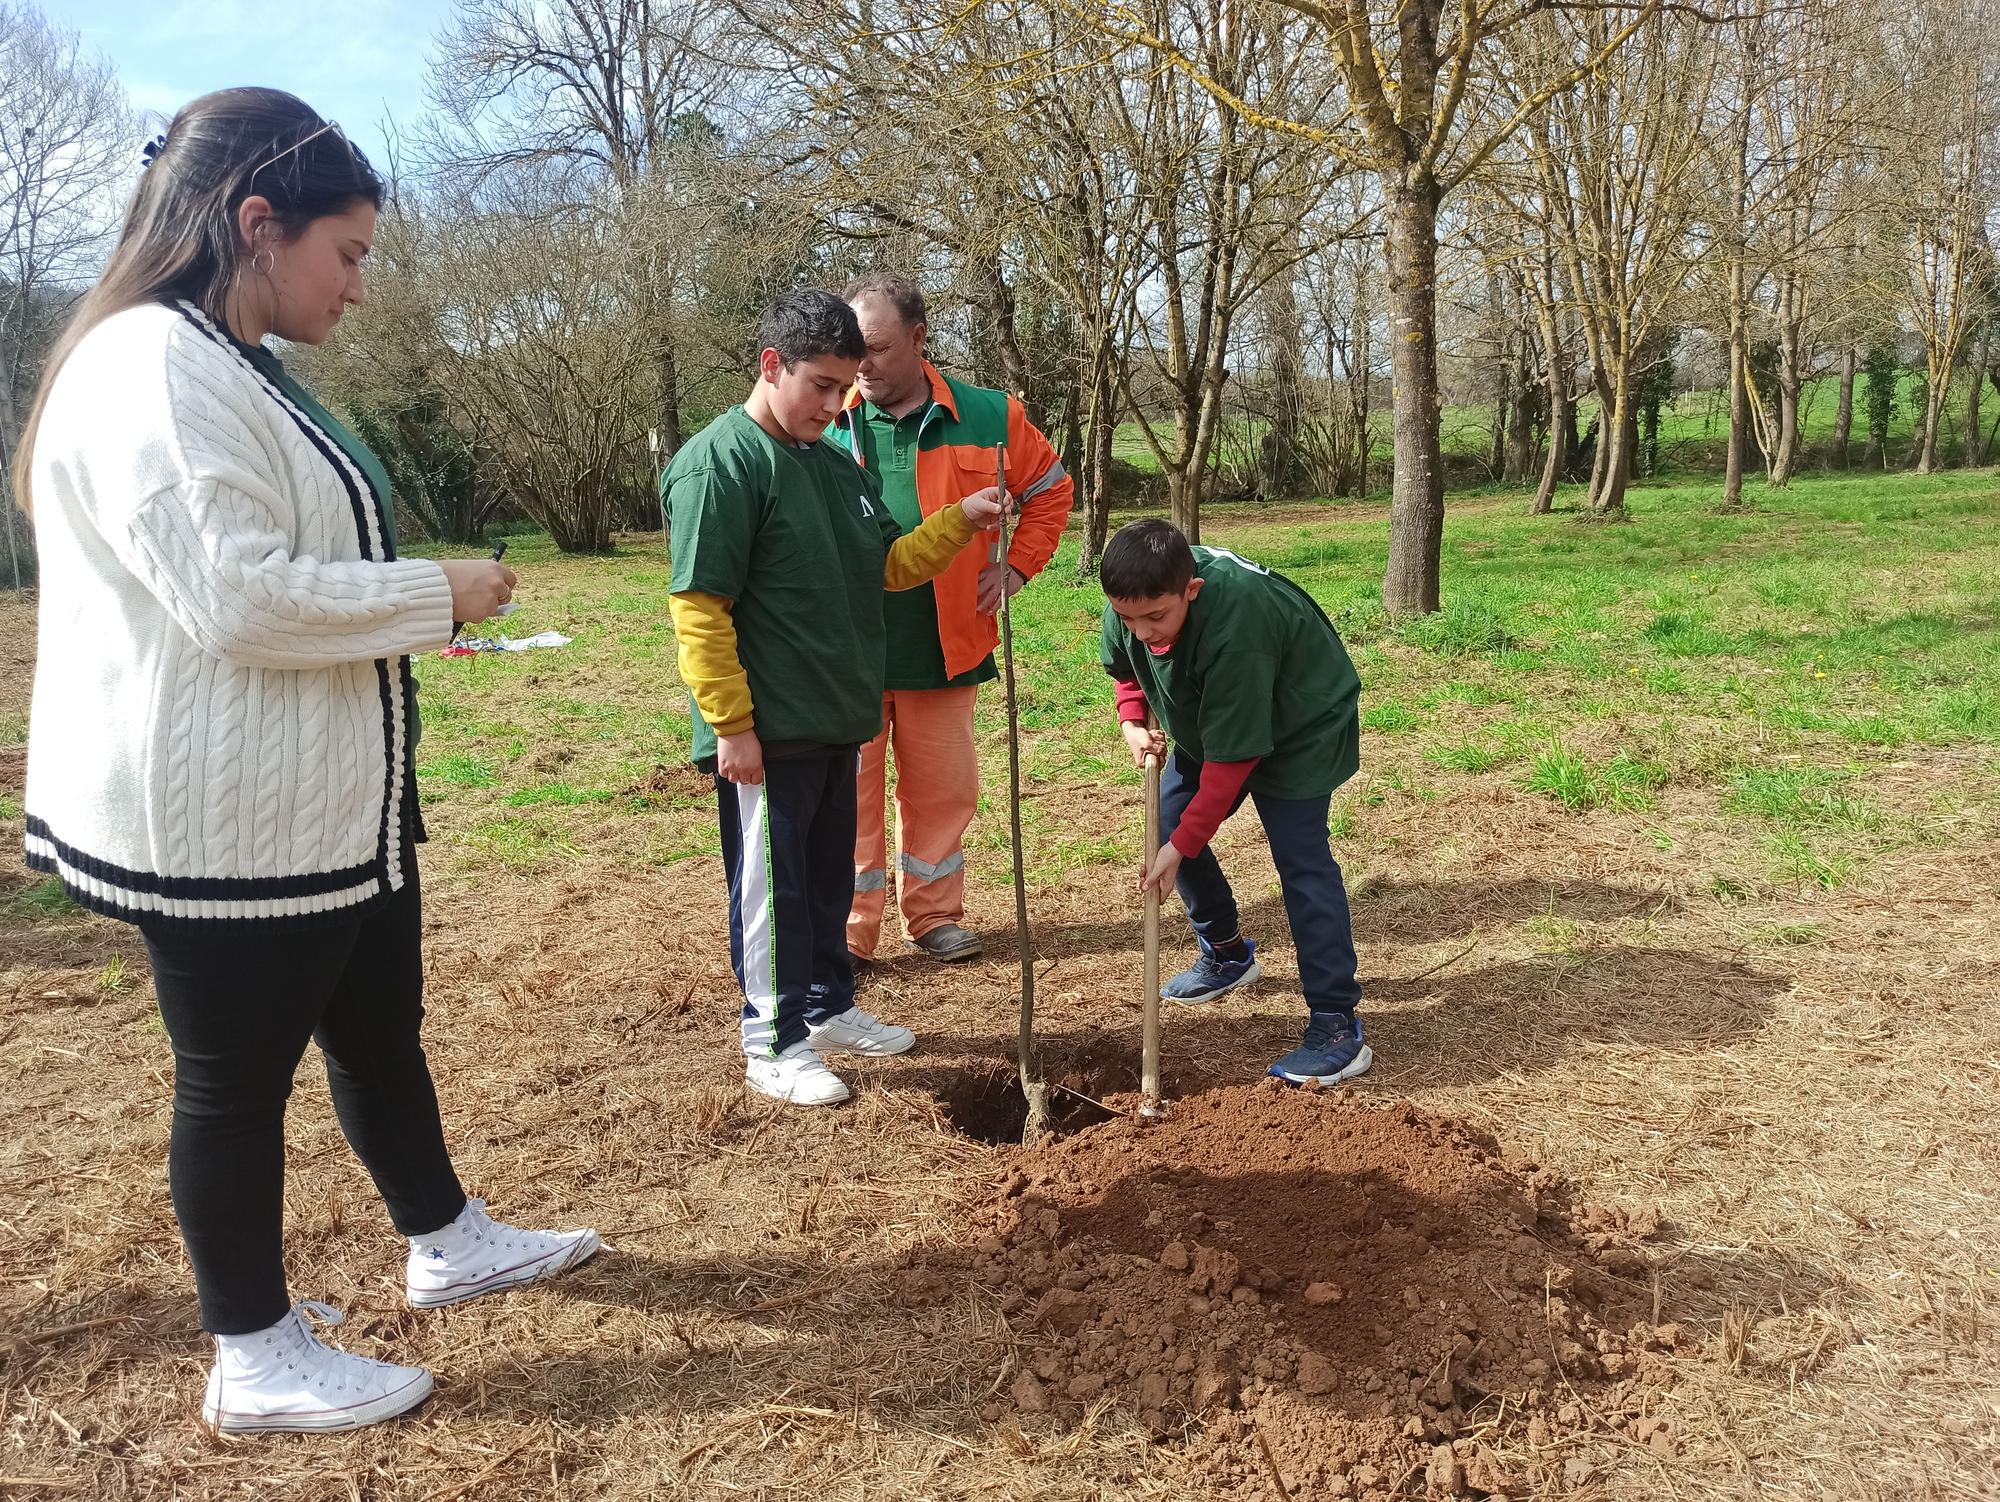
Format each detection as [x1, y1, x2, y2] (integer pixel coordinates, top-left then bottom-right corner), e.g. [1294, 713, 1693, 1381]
[441, 560, 517, 623]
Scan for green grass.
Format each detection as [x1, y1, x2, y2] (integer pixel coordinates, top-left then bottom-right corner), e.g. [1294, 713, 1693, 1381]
[1522, 742, 1669, 812]
[7, 877, 79, 918]
[348, 466, 2000, 903]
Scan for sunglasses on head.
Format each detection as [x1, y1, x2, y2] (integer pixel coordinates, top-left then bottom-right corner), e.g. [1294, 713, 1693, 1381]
[250, 119, 354, 179]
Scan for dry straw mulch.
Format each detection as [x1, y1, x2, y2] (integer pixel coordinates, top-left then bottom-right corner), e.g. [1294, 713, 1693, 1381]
[1, 601, 1997, 1499]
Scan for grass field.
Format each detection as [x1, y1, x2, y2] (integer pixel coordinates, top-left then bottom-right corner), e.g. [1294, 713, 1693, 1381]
[2, 470, 1997, 1498]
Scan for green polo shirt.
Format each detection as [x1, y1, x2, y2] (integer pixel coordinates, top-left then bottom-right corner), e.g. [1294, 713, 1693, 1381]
[664, 407, 902, 764]
[1101, 546, 1361, 801]
[856, 402, 998, 691]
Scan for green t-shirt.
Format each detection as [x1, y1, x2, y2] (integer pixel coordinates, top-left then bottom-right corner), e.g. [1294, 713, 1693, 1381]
[857, 403, 997, 691]
[1101, 546, 1361, 800]
[664, 407, 902, 763]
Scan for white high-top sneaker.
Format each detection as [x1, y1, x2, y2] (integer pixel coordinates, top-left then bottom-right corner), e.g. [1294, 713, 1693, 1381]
[201, 1301, 431, 1434]
[406, 1199, 602, 1310]
[807, 1005, 916, 1057]
[745, 1041, 852, 1106]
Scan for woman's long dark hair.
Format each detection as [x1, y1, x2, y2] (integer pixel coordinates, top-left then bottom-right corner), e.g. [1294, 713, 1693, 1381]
[11, 87, 384, 513]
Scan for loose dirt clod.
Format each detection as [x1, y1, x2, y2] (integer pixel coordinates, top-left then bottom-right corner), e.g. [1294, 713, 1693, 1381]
[940, 1081, 1686, 1499]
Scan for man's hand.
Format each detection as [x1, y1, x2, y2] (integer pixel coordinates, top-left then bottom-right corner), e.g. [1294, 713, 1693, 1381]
[977, 562, 1025, 614]
[716, 729, 764, 786]
[1139, 840, 1183, 898]
[1121, 721, 1166, 769]
[958, 485, 1012, 532]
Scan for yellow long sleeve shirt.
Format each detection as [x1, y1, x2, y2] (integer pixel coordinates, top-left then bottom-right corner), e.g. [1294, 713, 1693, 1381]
[668, 503, 977, 737]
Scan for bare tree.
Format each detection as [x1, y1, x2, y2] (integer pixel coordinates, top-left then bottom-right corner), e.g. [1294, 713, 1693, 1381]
[1506, 10, 1719, 514]
[1083, 0, 1658, 611]
[425, 0, 743, 468]
[1870, 3, 1995, 473]
[0, 0, 130, 585]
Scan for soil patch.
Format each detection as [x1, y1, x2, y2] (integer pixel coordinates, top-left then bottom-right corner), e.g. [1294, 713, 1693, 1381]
[931, 1082, 1687, 1498]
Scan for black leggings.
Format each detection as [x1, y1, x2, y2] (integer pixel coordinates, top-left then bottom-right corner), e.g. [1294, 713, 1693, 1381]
[142, 877, 465, 1334]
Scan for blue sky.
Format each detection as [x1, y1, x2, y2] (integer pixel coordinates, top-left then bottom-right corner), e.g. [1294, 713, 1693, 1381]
[61, 0, 455, 167]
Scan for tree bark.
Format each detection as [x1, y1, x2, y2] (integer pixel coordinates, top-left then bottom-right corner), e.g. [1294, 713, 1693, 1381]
[1263, 270, 1308, 498]
[1504, 333, 1535, 485]
[1532, 374, 1568, 515]
[1967, 334, 1986, 465]
[1076, 339, 1118, 575]
[1382, 181, 1445, 616]
[1594, 379, 1633, 513]
[1769, 270, 1803, 487]
[1833, 344, 1856, 467]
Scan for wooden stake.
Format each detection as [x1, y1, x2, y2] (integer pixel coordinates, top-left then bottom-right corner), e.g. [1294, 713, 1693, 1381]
[995, 443, 1051, 1144]
[1140, 745, 1164, 1118]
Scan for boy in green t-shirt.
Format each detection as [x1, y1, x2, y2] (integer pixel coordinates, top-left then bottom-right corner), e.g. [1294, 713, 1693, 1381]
[664, 291, 1006, 1107]
[1100, 519, 1372, 1084]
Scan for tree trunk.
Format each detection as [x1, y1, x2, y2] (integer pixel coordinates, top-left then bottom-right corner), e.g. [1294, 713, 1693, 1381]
[1262, 255, 1308, 499]
[1967, 334, 1986, 465]
[1721, 84, 1751, 505]
[1594, 379, 1633, 513]
[1381, 182, 1444, 617]
[1078, 346, 1117, 575]
[1916, 384, 1944, 473]
[1771, 365, 1800, 487]
[1166, 466, 1200, 543]
[1833, 345, 1856, 468]
[975, 255, 1035, 417]
[1504, 334, 1535, 485]
[1350, 254, 1374, 495]
[1532, 374, 1568, 515]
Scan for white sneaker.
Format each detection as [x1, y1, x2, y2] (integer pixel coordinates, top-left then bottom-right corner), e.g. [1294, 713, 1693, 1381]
[201, 1301, 431, 1434]
[808, 1005, 917, 1057]
[745, 1042, 852, 1106]
[406, 1199, 602, 1310]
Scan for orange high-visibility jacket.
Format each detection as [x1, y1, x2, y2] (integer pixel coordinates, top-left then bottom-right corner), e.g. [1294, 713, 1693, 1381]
[831, 361, 1075, 681]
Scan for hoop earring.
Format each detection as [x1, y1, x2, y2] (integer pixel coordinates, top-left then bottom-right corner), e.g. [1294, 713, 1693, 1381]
[250, 247, 275, 276]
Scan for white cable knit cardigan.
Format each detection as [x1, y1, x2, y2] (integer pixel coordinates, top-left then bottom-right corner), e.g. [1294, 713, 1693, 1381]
[23, 300, 457, 926]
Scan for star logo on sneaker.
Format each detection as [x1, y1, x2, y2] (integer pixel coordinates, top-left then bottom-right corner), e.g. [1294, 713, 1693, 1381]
[425, 1245, 447, 1261]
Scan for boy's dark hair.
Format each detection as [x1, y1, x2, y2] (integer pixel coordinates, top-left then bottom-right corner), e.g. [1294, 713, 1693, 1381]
[756, 289, 865, 368]
[843, 270, 928, 328]
[1101, 518, 1196, 599]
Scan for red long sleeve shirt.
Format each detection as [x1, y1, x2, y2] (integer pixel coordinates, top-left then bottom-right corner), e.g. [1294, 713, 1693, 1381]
[1114, 674, 1259, 859]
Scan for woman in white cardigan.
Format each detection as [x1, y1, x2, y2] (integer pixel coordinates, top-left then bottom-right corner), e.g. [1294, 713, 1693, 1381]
[15, 88, 600, 1434]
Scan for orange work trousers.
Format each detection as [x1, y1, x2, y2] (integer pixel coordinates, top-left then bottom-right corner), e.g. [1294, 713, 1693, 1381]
[848, 685, 980, 957]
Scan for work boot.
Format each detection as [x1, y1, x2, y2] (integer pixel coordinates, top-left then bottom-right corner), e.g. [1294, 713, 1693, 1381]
[406, 1199, 601, 1310]
[201, 1301, 431, 1434]
[913, 923, 982, 962]
[1267, 1011, 1373, 1086]
[1162, 938, 1261, 1005]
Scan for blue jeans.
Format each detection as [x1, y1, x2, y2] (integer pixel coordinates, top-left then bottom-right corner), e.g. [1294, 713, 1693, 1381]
[1158, 752, 1362, 1017]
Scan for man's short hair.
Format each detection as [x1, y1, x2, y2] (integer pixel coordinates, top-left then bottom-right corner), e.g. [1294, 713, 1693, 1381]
[757, 289, 865, 368]
[1101, 518, 1196, 599]
[843, 271, 928, 328]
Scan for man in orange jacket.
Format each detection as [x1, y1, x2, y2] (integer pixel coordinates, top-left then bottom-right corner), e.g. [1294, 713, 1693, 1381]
[833, 273, 1075, 963]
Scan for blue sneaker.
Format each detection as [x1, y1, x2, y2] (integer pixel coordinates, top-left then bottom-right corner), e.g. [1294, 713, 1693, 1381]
[1162, 939, 1262, 1006]
[1268, 1012, 1373, 1085]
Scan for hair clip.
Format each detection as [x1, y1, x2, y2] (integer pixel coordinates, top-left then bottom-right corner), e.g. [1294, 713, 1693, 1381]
[141, 134, 167, 168]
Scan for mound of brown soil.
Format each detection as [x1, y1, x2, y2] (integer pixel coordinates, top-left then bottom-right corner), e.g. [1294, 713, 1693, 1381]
[939, 1081, 1689, 1498]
